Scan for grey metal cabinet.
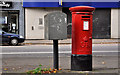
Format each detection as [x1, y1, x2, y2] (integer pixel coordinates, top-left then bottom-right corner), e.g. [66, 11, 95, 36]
[44, 12, 67, 40]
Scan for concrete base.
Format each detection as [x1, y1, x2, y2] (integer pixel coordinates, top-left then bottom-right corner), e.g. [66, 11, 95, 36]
[71, 55, 92, 71]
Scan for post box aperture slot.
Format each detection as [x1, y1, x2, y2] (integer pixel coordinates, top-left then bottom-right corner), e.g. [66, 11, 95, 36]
[82, 16, 90, 18]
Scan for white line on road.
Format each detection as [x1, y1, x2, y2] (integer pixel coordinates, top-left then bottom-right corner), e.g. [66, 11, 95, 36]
[0, 51, 119, 55]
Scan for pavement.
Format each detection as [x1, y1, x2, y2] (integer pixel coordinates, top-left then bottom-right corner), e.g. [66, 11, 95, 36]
[2, 56, 120, 74]
[23, 39, 120, 45]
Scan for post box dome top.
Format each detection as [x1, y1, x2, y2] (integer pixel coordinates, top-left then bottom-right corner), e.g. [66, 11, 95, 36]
[69, 6, 95, 12]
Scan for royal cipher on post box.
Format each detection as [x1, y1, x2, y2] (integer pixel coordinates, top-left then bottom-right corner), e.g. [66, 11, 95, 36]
[44, 12, 67, 40]
[69, 6, 95, 71]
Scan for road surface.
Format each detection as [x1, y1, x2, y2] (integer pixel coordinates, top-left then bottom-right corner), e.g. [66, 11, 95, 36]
[1, 44, 119, 57]
[0, 44, 119, 73]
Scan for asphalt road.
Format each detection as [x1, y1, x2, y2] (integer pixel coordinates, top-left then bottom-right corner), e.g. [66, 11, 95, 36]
[0, 44, 119, 73]
[1, 44, 119, 57]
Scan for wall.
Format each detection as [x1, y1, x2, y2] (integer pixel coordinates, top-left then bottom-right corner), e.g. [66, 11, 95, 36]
[118, 8, 120, 38]
[1, 2, 25, 37]
[93, 8, 111, 39]
[63, 8, 111, 39]
[25, 7, 62, 39]
[111, 8, 120, 38]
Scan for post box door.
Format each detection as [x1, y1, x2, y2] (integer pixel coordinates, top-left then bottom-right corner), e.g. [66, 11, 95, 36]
[77, 16, 92, 55]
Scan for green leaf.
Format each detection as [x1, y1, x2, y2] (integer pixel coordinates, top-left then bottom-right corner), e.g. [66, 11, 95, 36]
[39, 64, 42, 67]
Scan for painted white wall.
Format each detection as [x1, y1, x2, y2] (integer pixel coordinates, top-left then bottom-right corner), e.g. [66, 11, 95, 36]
[111, 8, 120, 38]
[118, 8, 120, 38]
[25, 7, 62, 39]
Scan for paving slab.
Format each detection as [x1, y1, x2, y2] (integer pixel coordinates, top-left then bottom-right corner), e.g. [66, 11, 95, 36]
[2, 56, 119, 73]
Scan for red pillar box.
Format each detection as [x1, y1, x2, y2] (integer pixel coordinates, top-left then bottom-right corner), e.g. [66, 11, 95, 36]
[69, 6, 95, 71]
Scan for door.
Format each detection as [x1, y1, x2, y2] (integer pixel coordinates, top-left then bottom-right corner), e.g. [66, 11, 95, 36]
[0, 30, 8, 43]
[2, 31, 9, 43]
[0, 30, 2, 44]
[0, 10, 19, 34]
[8, 11, 19, 34]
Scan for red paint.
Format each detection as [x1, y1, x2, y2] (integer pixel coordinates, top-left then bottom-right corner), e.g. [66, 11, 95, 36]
[69, 6, 95, 55]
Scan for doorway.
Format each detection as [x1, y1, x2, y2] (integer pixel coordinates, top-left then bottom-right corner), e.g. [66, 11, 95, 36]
[0, 10, 19, 34]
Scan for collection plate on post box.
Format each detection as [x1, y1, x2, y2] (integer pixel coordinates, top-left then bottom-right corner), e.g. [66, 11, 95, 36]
[83, 21, 89, 30]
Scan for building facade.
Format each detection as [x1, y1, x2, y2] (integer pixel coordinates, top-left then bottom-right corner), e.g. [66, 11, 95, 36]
[23, 0, 120, 39]
[25, 7, 62, 39]
[0, 1, 24, 37]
